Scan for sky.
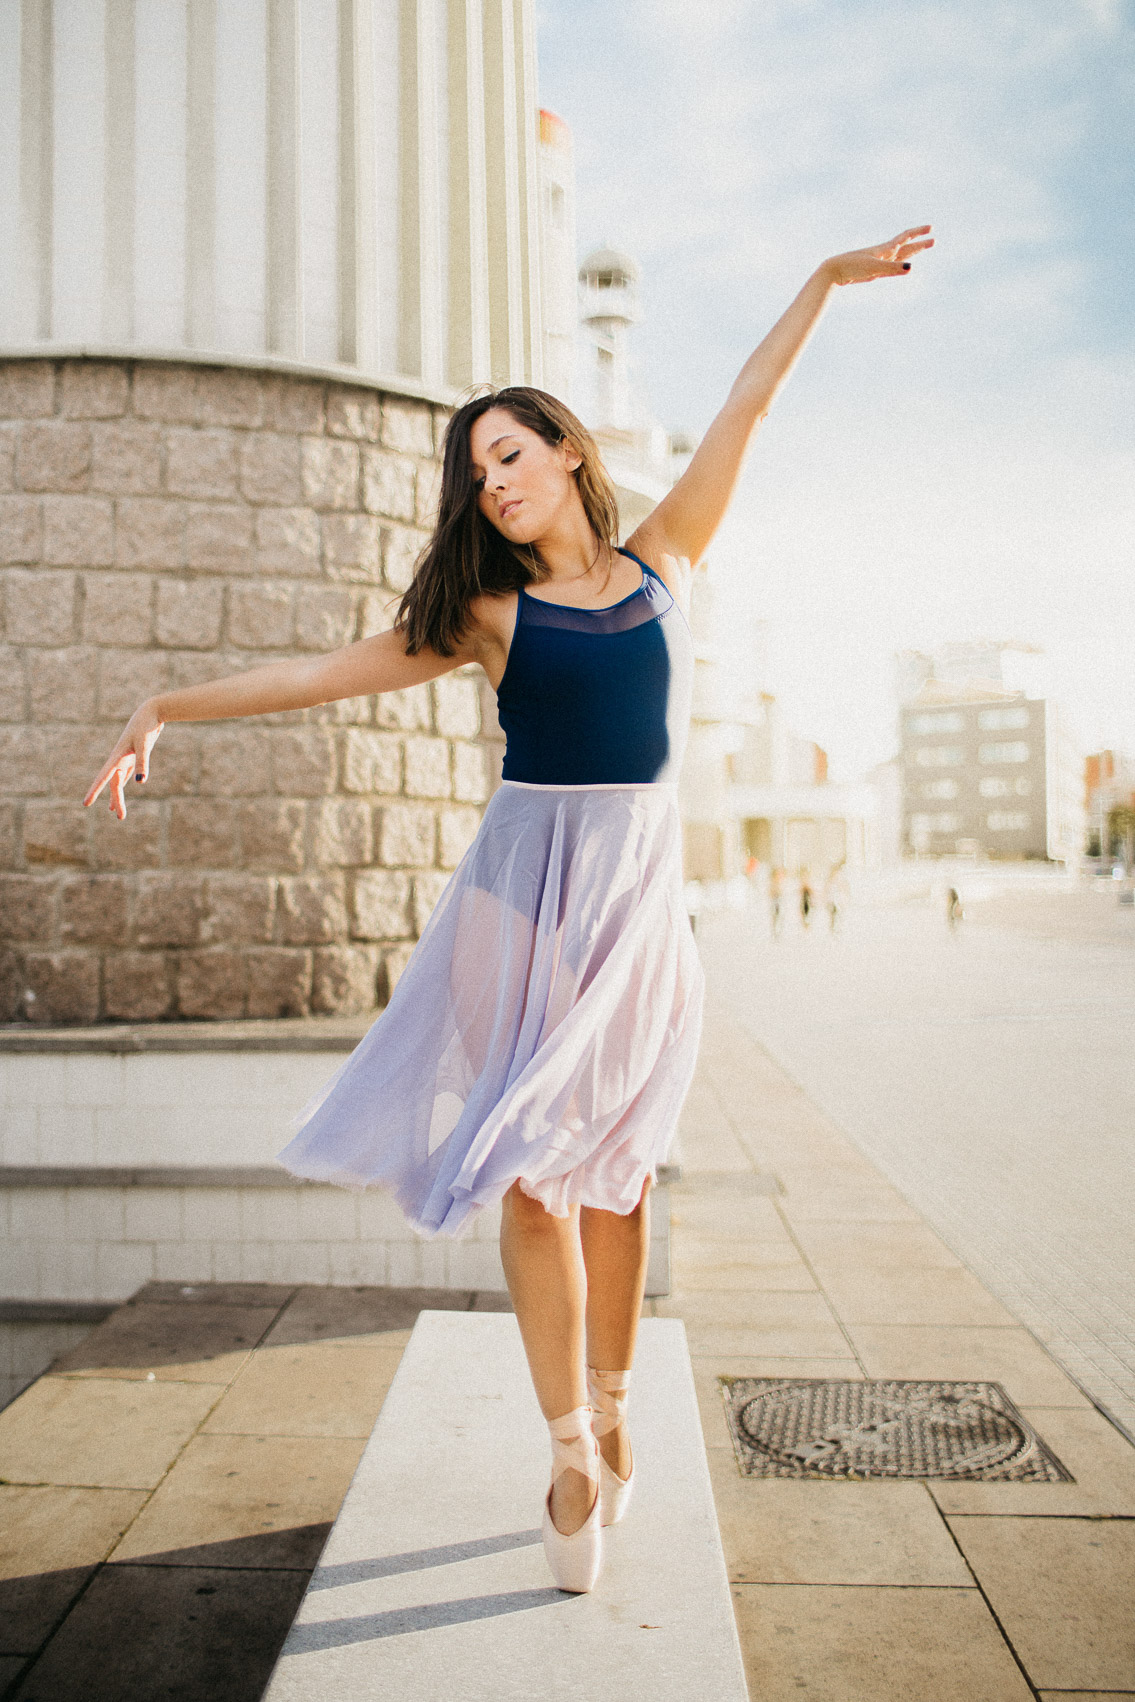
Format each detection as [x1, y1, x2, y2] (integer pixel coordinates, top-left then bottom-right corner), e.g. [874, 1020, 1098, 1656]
[537, 0, 1135, 781]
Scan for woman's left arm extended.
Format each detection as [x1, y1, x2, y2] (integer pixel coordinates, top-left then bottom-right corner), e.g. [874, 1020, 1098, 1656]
[630, 225, 934, 571]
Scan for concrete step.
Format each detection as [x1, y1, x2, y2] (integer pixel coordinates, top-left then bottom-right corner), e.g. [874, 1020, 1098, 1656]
[264, 1310, 748, 1701]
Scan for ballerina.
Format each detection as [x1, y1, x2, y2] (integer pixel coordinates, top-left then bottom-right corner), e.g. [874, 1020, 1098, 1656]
[86, 224, 933, 1592]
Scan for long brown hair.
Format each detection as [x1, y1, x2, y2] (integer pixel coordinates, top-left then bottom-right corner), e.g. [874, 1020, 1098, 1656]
[395, 387, 619, 656]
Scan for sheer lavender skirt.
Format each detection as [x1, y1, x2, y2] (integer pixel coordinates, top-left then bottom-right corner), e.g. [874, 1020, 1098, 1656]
[277, 780, 704, 1238]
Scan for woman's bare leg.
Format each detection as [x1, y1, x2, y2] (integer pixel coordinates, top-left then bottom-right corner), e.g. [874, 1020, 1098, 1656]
[579, 1179, 651, 1480]
[499, 1181, 594, 1535]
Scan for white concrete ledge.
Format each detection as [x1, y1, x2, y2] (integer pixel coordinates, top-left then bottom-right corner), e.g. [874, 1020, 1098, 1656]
[264, 1311, 747, 1701]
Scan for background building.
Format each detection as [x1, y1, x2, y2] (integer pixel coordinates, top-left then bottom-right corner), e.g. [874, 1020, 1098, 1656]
[0, 0, 545, 1026]
[1084, 749, 1135, 864]
[897, 643, 1084, 862]
[575, 244, 675, 530]
[679, 588, 879, 884]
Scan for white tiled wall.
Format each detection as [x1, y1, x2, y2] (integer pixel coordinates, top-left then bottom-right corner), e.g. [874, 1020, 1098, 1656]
[0, 1052, 344, 1166]
[0, 1183, 510, 1300]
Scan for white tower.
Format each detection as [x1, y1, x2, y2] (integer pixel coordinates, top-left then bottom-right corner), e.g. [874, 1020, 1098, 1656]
[577, 245, 641, 429]
[537, 108, 578, 403]
[0, 0, 544, 392]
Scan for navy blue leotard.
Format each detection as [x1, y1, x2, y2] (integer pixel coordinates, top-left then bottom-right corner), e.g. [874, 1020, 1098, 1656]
[495, 548, 694, 786]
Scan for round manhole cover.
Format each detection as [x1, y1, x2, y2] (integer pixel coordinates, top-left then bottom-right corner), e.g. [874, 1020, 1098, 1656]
[728, 1379, 1062, 1479]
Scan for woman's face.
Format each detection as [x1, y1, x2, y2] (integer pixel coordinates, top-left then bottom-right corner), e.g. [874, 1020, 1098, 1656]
[468, 408, 583, 544]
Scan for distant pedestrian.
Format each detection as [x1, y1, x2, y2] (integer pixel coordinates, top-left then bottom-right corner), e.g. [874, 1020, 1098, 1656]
[825, 863, 849, 932]
[769, 866, 785, 937]
[800, 874, 814, 929]
[947, 886, 963, 928]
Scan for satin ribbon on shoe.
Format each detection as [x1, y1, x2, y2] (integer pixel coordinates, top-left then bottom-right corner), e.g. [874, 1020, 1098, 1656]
[542, 1405, 602, 1593]
[587, 1368, 635, 1525]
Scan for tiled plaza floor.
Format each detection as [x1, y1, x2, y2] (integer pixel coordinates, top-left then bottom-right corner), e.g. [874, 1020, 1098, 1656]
[669, 993, 1135, 1701]
[696, 894, 1135, 1443]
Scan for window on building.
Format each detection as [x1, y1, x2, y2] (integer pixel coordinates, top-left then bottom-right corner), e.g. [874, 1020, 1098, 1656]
[911, 812, 961, 833]
[978, 707, 1030, 731]
[978, 741, 1029, 764]
[914, 747, 964, 766]
[987, 811, 1031, 831]
[979, 777, 1009, 797]
[547, 184, 566, 231]
[908, 712, 964, 734]
[922, 779, 959, 799]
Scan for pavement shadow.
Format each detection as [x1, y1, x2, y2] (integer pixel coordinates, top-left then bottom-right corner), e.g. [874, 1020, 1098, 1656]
[283, 1585, 567, 1653]
[1, 1532, 317, 1702]
[309, 1527, 543, 1589]
[48, 1284, 512, 1377]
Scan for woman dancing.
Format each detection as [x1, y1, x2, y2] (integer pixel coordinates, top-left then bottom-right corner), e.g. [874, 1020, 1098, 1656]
[86, 225, 932, 1592]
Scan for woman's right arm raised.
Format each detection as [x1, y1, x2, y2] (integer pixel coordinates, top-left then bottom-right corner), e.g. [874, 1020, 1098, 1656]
[84, 627, 465, 820]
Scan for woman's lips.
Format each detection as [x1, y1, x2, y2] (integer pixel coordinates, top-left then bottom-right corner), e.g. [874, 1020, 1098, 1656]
[499, 499, 521, 519]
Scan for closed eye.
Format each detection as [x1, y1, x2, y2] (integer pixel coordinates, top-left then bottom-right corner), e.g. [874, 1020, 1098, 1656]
[473, 448, 520, 491]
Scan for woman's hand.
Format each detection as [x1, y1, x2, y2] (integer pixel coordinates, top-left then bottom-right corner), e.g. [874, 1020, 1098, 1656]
[84, 701, 165, 820]
[823, 225, 934, 286]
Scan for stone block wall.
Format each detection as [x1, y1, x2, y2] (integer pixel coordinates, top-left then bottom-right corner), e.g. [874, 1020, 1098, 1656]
[0, 358, 496, 1024]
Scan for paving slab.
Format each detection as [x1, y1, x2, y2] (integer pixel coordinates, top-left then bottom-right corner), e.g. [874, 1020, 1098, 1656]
[0, 1485, 147, 1652]
[0, 1375, 224, 1489]
[667, 1191, 790, 1241]
[946, 1516, 1135, 1692]
[788, 1219, 966, 1268]
[264, 1311, 748, 1702]
[656, 1287, 838, 1330]
[678, 1319, 857, 1359]
[0, 1658, 26, 1692]
[730, 1583, 1035, 1701]
[779, 1187, 923, 1223]
[263, 1284, 469, 1348]
[203, 1341, 405, 1438]
[847, 1323, 1094, 1407]
[815, 1264, 1021, 1327]
[109, 1433, 364, 1569]
[5, 1562, 309, 1702]
[50, 1301, 276, 1382]
[706, 1455, 973, 1586]
[673, 1239, 818, 1291]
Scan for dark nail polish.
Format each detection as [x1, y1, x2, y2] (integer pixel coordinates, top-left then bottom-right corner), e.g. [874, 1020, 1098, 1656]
[902, 262, 911, 271]
[136, 773, 144, 782]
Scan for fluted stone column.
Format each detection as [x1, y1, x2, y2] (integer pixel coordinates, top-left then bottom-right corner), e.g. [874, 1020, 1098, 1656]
[0, 0, 541, 1023]
[0, 0, 542, 392]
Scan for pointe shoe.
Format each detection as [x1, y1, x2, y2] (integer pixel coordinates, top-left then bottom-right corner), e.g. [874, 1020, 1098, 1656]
[588, 1367, 634, 1525]
[542, 1405, 603, 1593]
